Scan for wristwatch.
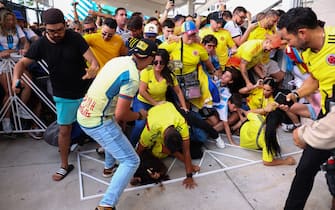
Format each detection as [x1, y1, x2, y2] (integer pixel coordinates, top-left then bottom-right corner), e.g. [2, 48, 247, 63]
[186, 173, 193, 178]
[292, 91, 300, 102]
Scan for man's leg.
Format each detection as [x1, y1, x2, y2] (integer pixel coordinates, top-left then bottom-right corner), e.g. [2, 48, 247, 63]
[284, 145, 331, 210]
[58, 124, 72, 169]
[52, 96, 82, 181]
[82, 120, 140, 207]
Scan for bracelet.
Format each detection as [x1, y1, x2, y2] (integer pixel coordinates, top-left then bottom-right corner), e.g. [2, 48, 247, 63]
[137, 112, 143, 120]
[186, 173, 193, 178]
[292, 91, 300, 101]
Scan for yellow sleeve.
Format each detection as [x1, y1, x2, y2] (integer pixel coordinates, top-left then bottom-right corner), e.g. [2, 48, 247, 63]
[139, 127, 155, 148]
[140, 68, 150, 83]
[172, 74, 179, 86]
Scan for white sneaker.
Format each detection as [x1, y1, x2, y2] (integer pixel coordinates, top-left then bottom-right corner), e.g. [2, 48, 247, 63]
[16, 107, 32, 119]
[215, 135, 225, 149]
[2, 118, 12, 133]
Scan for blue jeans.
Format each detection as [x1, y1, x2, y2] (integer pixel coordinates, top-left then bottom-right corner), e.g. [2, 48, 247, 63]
[130, 97, 152, 147]
[81, 120, 140, 207]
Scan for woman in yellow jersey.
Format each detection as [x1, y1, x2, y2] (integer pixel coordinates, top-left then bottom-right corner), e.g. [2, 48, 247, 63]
[240, 108, 296, 166]
[239, 77, 277, 115]
[130, 49, 187, 146]
[159, 21, 216, 109]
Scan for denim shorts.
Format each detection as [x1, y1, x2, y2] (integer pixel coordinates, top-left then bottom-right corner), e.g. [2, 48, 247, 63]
[53, 96, 82, 125]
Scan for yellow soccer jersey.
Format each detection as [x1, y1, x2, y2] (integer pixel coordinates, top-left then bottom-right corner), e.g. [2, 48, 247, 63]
[159, 40, 209, 75]
[240, 112, 274, 162]
[246, 87, 275, 110]
[84, 33, 127, 72]
[199, 27, 235, 67]
[77, 56, 139, 128]
[139, 102, 189, 159]
[137, 67, 178, 105]
[231, 39, 264, 70]
[248, 23, 276, 63]
[302, 26, 335, 113]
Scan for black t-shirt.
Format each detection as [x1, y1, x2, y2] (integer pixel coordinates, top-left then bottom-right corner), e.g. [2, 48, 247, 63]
[25, 30, 90, 99]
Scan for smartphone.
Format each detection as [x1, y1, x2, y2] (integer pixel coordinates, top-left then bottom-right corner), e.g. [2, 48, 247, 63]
[170, 0, 175, 6]
[274, 92, 294, 107]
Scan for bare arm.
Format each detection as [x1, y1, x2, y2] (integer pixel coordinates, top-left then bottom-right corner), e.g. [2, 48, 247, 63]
[159, 1, 174, 25]
[115, 97, 147, 122]
[222, 121, 236, 145]
[181, 139, 197, 188]
[233, 23, 258, 46]
[82, 48, 99, 79]
[203, 59, 216, 74]
[263, 156, 296, 166]
[72, 2, 79, 22]
[12, 57, 34, 93]
[287, 75, 319, 102]
[88, 10, 114, 19]
[239, 59, 253, 89]
[172, 85, 188, 111]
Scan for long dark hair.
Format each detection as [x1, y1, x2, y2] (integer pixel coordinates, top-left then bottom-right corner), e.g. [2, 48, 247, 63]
[156, 48, 174, 85]
[264, 109, 285, 157]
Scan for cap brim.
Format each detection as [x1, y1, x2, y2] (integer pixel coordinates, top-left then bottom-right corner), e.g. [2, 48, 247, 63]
[186, 30, 198, 35]
[145, 33, 158, 37]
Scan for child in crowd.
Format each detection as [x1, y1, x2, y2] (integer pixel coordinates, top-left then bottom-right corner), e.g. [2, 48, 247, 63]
[211, 68, 242, 145]
[201, 34, 222, 75]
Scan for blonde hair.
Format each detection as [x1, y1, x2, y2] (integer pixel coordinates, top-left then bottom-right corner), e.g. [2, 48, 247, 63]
[0, 10, 17, 36]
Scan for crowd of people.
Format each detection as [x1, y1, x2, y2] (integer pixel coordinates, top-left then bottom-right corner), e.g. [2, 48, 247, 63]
[1, 0, 334, 209]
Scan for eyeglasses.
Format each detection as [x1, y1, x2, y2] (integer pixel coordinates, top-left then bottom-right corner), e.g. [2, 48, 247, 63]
[46, 27, 65, 35]
[153, 60, 166, 65]
[102, 31, 113, 38]
[238, 14, 247, 20]
[83, 27, 96, 33]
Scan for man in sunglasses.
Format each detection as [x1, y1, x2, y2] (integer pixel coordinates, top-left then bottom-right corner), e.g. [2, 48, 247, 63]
[12, 8, 99, 182]
[84, 18, 128, 73]
[82, 16, 97, 35]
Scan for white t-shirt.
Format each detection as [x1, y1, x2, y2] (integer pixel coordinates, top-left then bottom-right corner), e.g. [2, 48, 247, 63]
[214, 81, 231, 121]
[224, 20, 242, 38]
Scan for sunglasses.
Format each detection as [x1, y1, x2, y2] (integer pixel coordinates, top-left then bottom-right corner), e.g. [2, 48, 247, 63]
[83, 27, 96, 33]
[102, 31, 113, 38]
[153, 60, 166, 65]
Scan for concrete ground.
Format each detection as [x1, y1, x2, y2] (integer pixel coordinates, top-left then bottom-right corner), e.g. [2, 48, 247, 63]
[0, 129, 332, 210]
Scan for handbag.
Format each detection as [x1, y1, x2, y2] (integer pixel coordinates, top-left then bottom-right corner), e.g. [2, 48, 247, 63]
[178, 38, 201, 100]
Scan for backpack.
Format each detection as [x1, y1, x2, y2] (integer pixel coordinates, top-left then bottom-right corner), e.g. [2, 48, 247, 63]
[44, 121, 88, 146]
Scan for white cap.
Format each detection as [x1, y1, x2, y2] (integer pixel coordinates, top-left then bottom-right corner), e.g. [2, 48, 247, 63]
[144, 23, 158, 36]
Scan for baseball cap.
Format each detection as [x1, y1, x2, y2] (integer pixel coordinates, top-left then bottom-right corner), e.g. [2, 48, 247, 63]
[13, 10, 25, 21]
[144, 23, 158, 37]
[209, 11, 224, 24]
[132, 38, 157, 58]
[181, 21, 198, 35]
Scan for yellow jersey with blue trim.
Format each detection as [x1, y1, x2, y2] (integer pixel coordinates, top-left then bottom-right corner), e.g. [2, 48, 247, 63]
[302, 26, 335, 113]
[77, 56, 140, 128]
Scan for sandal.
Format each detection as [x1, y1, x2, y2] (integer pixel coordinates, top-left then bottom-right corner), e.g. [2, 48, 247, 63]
[52, 164, 74, 181]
